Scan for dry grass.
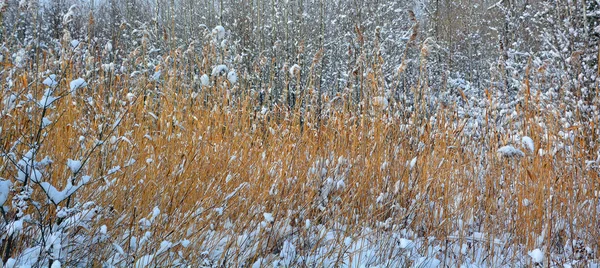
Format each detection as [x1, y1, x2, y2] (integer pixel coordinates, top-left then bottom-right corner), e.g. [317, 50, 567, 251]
[1, 32, 599, 267]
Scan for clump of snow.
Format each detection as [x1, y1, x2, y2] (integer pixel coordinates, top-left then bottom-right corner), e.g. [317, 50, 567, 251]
[398, 238, 414, 250]
[9, 246, 41, 267]
[415, 257, 441, 268]
[70, 40, 80, 49]
[43, 74, 58, 87]
[528, 248, 543, 264]
[200, 74, 210, 86]
[13, 48, 27, 68]
[51, 260, 61, 268]
[227, 70, 238, 84]
[373, 96, 389, 110]
[497, 145, 525, 158]
[63, 5, 77, 24]
[263, 213, 274, 223]
[151, 206, 160, 221]
[108, 166, 121, 175]
[522, 136, 534, 153]
[40, 176, 90, 204]
[152, 70, 161, 81]
[38, 88, 58, 108]
[102, 63, 115, 72]
[69, 78, 87, 93]
[213, 25, 226, 39]
[126, 93, 136, 102]
[16, 150, 44, 183]
[67, 159, 82, 173]
[280, 240, 296, 266]
[134, 254, 154, 268]
[5, 218, 24, 236]
[42, 117, 52, 128]
[105, 41, 112, 52]
[157, 240, 173, 255]
[3, 93, 17, 112]
[0, 179, 12, 205]
[409, 157, 417, 169]
[289, 64, 301, 76]
[212, 65, 229, 76]
[335, 179, 345, 190]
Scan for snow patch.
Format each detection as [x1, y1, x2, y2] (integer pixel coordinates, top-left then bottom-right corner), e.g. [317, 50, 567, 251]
[497, 145, 525, 158]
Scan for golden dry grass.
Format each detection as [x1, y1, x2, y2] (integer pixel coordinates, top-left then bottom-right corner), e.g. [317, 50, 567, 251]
[1, 36, 599, 267]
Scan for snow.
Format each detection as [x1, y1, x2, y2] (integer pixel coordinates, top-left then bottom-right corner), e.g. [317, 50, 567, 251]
[522, 136, 534, 153]
[108, 166, 121, 175]
[67, 159, 82, 173]
[4, 259, 16, 268]
[151, 206, 160, 220]
[70, 40, 80, 48]
[373, 96, 389, 110]
[38, 88, 58, 108]
[157, 240, 173, 254]
[126, 93, 136, 102]
[497, 145, 525, 158]
[0, 179, 12, 205]
[227, 70, 238, 84]
[280, 240, 296, 266]
[409, 157, 417, 169]
[152, 70, 161, 81]
[63, 5, 76, 24]
[5, 218, 23, 236]
[11, 246, 41, 267]
[398, 238, 414, 250]
[415, 257, 441, 268]
[213, 25, 226, 39]
[43, 74, 58, 87]
[51, 260, 62, 268]
[528, 248, 543, 263]
[69, 78, 87, 93]
[42, 117, 52, 128]
[211, 65, 229, 76]
[290, 64, 301, 76]
[1, 3, 597, 267]
[40, 177, 89, 204]
[134, 254, 154, 268]
[16, 151, 44, 183]
[263, 213, 274, 223]
[200, 74, 210, 86]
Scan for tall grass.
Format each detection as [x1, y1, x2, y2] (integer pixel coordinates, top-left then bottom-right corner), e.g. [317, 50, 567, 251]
[0, 25, 598, 267]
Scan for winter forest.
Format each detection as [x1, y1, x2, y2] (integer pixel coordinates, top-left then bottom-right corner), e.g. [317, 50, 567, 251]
[0, 0, 599, 267]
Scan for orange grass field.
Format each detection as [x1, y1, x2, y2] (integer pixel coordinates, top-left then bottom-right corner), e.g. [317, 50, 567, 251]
[1, 35, 599, 267]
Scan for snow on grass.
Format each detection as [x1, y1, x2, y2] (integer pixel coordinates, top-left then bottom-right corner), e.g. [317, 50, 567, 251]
[497, 145, 525, 158]
[67, 159, 82, 173]
[0, 179, 11, 205]
[43, 74, 58, 87]
[522, 136, 534, 153]
[38, 88, 58, 108]
[227, 70, 238, 84]
[528, 248, 544, 264]
[212, 65, 229, 76]
[40, 176, 91, 204]
[201, 74, 210, 86]
[263, 213, 274, 223]
[134, 254, 154, 268]
[69, 78, 87, 93]
[213, 25, 226, 39]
